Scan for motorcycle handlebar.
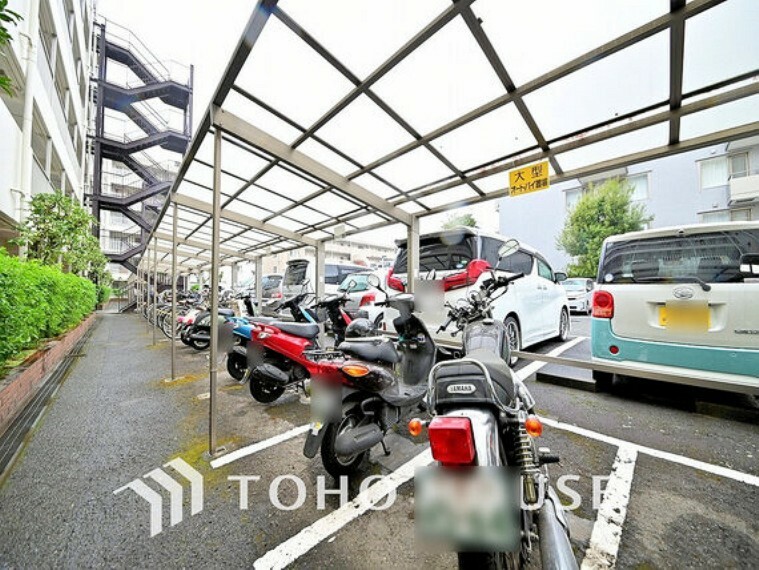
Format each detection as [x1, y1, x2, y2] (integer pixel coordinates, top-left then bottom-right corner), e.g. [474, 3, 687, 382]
[436, 315, 454, 334]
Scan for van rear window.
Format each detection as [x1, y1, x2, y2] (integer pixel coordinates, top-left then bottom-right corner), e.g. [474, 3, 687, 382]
[283, 262, 308, 286]
[392, 233, 477, 274]
[599, 229, 759, 284]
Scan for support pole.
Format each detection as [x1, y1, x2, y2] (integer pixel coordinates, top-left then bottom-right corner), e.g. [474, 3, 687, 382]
[209, 127, 222, 457]
[314, 241, 326, 299]
[171, 201, 178, 381]
[152, 241, 158, 345]
[406, 217, 420, 293]
[145, 258, 151, 332]
[255, 256, 263, 315]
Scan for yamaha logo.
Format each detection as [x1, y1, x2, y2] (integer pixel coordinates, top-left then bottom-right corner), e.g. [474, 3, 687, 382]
[447, 383, 476, 394]
[672, 286, 695, 300]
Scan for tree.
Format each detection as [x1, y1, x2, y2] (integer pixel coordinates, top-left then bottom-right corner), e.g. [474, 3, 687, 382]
[557, 178, 652, 277]
[0, 0, 23, 96]
[13, 191, 109, 283]
[442, 212, 477, 229]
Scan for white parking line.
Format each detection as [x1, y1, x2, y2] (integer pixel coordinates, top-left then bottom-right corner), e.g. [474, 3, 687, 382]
[210, 425, 310, 469]
[249, 337, 583, 568]
[253, 449, 433, 570]
[581, 445, 637, 570]
[542, 418, 759, 488]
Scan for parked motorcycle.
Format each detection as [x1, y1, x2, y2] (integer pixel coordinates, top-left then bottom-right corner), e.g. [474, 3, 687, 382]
[186, 308, 247, 351]
[412, 239, 577, 569]
[304, 276, 436, 477]
[227, 286, 354, 403]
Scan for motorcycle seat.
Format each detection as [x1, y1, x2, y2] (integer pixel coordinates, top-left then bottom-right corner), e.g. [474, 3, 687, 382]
[218, 308, 236, 317]
[273, 322, 320, 339]
[250, 316, 277, 324]
[338, 338, 401, 364]
[379, 381, 427, 407]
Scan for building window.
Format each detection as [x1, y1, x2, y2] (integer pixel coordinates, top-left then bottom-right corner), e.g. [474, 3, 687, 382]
[565, 187, 585, 210]
[699, 208, 752, 223]
[729, 152, 749, 179]
[627, 173, 649, 201]
[700, 156, 728, 189]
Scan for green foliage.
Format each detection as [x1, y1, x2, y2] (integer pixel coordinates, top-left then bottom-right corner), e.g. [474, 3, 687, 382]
[442, 212, 477, 229]
[0, 0, 24, 96]
[557, 178, 652, 278]
[97, 284, 112, 305]
[0, 249, 96, 368]
[12, 191, 109, 282]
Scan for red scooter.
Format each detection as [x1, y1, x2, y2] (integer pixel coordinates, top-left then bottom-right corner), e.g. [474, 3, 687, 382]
[233, 290, 354, 403]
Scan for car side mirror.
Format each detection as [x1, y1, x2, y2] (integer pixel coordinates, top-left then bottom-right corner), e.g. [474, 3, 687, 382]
[554, 272, 567, 283]
[739, 253, 759, 277]
[587, 282, 594, 292]
[498, 239, 520, 259]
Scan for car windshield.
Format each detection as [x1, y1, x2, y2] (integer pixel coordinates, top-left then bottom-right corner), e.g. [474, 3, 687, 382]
[338, 274, 369, 292]
[599, 229, 759, 284]
[562, 279, 588, 291]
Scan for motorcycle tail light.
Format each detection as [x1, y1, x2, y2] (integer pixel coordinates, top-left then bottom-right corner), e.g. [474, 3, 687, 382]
[428, 416, 476, 466]
[359, 292, 376, 307]
[592, 290, 614, 319]
[387, 268, 405, 292]
[342, 364, 370, 377]
[442, 259, 490, 292]
[273, 291, 283, 299]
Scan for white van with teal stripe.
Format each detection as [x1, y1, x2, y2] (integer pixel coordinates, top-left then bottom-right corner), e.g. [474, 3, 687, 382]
[591, 222, 759, 394]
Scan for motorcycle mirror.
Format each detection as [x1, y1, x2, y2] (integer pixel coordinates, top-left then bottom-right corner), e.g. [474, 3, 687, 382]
[498, 239, 520, 259]
[366, 274, 381, 289]
[346, 279, 357, 292]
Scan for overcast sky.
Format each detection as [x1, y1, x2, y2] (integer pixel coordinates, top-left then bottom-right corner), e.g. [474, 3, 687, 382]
[97, 0, 758, 247]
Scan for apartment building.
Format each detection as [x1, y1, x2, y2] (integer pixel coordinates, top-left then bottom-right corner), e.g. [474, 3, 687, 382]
[499, 137, 759, 271]
[0, 0, 93, 253]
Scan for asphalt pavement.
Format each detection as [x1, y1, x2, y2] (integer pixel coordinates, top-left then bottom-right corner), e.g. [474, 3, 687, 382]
[0, 313, 756, 569]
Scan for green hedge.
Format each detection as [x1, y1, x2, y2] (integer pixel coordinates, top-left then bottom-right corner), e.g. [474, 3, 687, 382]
[0, 250, 96, 366]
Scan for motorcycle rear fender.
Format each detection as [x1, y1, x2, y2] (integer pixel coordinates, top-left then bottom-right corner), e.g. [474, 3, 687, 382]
[232, 345, 247, 357]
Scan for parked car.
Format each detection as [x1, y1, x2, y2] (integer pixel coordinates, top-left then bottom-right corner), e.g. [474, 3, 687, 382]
[260, 274, 283, 301]
[562, 277, 595, 315]
[384, 227, 570, 363]
[337, 271, 387, 327]
[282, 258, 366, 298]
[591, 222, 759, 392]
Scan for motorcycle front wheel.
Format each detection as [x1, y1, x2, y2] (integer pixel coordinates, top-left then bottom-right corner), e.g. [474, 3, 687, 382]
[227, 352, 247, 381]
[320, 413, 367, 478]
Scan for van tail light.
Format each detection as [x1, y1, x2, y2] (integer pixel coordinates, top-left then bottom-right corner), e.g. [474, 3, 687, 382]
[428, 416, 476, 466]
[592, 290, 615, 319]
[442, 259, 490, 292]
[273, 291, 283, 299]
[359, 292, 376, 307]
[387, 268, 405, 292]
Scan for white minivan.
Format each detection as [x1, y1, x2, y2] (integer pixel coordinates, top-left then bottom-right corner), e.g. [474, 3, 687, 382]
[281, 258, 366, 298]
[384, 228, 570, 359]
[591, 222, 759, 392]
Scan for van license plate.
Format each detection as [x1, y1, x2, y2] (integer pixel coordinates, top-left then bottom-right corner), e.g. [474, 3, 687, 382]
[659, 302, 710, 331]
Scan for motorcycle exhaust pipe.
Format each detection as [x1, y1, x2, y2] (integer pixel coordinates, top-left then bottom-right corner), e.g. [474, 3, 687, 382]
[334, 423, 383, 456]
[537, 487, 579, 570]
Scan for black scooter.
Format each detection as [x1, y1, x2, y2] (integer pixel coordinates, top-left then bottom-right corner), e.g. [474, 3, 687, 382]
[304, 275, 436, 477]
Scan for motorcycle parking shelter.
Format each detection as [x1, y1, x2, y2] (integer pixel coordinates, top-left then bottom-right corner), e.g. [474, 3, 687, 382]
[134, 0, 759, 455]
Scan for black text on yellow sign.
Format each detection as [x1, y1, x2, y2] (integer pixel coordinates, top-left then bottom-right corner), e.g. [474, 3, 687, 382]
[508, 161, 551, 197]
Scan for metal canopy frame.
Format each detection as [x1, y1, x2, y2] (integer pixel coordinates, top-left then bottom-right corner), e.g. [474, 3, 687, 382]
[131, 0, 758, 455]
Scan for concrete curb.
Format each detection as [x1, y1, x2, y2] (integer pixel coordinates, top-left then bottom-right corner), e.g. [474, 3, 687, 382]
[0, 314, 97, 437]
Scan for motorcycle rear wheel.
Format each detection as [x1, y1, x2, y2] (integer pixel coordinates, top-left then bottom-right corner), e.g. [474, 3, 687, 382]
[320, 414, 367, 478]
[249, 378, 285, 403]
[457, 551, 520, 569]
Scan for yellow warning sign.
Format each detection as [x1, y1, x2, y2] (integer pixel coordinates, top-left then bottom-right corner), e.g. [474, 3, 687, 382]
[509, 161, 550, 197]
